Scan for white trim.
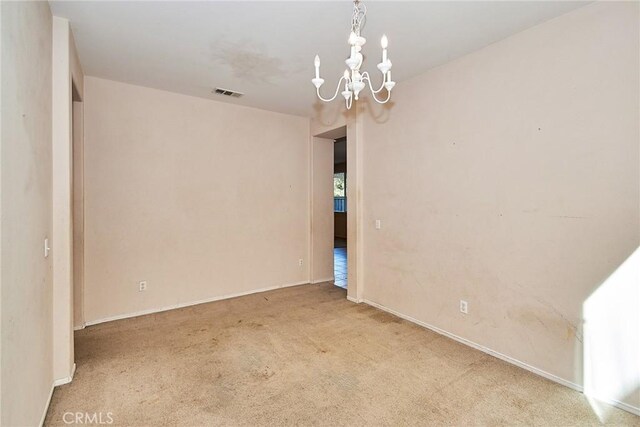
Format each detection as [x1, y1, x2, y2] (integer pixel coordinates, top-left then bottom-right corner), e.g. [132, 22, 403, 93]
[362, 298, 640, 417]
[347, 295, 362, 303]
[84, 281, 309, 327]
[312, 277, 334, 284]
[53, 362, 76, 387]
[601, 399, 640, 417]
[73, 323, 85, 331]
[42, 364, 77, 426]
[39, 383, 55, 427]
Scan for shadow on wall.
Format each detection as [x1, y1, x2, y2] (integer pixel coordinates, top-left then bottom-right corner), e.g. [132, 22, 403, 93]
[360, 95, 395, 125]
[312, 99, 350, 129]
[311, 91, 396, 129]
[582, 247, 640, 420]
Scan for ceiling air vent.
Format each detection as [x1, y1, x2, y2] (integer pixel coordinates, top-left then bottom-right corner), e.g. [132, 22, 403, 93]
[213, 87, 244, 98]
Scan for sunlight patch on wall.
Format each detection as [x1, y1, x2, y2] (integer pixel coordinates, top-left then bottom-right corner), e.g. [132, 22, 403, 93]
[583, 247, 640, 420]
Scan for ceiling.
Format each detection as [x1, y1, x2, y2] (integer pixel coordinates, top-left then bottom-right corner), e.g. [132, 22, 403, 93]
[50, 1, 588, 117]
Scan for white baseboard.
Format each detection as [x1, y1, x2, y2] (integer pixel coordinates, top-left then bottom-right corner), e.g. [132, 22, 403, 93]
[602, 399, 640, 417]
[42, 364, 77, 426]
[84, 281, 309, 327]
[312, 277, 334, 284]
[362, 298, 640, 417]
[74, 324, 85, 331]
[346, 295, 362, 303]
[53, 363, 76, 387]
[39, 383, 55, 427]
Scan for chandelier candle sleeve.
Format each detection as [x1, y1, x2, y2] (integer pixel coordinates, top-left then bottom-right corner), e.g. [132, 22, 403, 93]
[312, 0, 395, 109]
[381, 34, 388, 62]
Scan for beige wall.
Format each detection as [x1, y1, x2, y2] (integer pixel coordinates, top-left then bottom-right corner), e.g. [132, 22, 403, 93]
[361, 1, 639, 411]
[0, 1, 53, 425]
[312, 137, 334, 283]
[311, 104, 348, 138]
[83, 77, 310, 323]
[346, 107, 364, 302]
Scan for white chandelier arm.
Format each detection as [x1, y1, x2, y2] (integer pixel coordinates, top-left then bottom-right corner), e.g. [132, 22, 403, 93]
[316, 76, 348, 102]
[361, 72, 385, 94]
[345, 95, 353, 110]
[366, 80, 392, 104]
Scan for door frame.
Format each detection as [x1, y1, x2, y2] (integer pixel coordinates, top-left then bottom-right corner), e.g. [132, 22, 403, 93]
[310, 107, 364, 302]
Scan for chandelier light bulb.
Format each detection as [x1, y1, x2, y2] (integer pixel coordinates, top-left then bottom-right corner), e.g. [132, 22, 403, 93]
[311, 0, 395, 108]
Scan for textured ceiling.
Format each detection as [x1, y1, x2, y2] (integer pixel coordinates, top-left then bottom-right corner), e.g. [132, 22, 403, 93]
[50, 1, 588, 116]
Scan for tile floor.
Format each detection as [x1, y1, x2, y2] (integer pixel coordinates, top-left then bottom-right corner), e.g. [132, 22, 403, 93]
[334, 238, 347, 288]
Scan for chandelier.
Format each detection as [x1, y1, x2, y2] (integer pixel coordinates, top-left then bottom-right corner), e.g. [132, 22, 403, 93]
[312, 0, 395, 109]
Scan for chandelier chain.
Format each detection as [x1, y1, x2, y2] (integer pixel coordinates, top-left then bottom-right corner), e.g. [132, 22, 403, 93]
[351, 1, 366, 36]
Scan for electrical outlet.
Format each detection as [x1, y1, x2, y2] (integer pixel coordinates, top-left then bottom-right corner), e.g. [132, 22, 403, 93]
[138, 281, 147, 292]
[460, 300, 468, 314]
[298, 259, 304, 266]
[375, 219, 382, 230]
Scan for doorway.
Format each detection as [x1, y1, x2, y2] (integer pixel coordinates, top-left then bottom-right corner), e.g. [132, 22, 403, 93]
[333, 137, 347, 288]
[311, 118, 361, 302]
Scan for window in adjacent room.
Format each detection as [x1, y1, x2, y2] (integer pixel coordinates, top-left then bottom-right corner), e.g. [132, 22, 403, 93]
[334, 172, 346, 212]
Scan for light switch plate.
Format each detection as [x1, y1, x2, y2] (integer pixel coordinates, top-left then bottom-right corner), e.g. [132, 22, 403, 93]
[460, 300, 468, 314]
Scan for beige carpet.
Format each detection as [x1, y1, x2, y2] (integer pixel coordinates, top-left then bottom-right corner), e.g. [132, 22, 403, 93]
[46, 283, 637, 426]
